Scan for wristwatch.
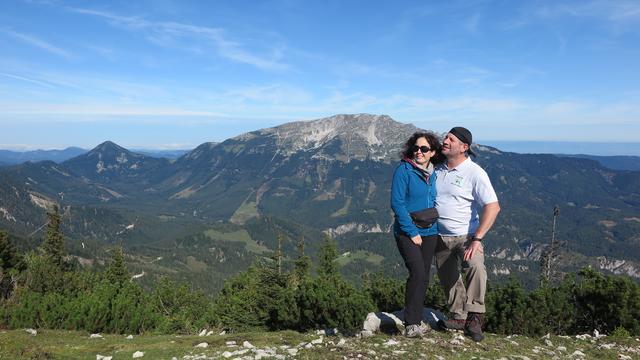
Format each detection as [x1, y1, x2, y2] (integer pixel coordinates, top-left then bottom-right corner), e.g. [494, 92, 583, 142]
[471, 235, 483, 242]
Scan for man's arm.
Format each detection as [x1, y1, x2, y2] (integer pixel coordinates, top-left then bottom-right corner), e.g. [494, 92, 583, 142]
[463, 201, 500, 261]
[474, 201, 500, 239]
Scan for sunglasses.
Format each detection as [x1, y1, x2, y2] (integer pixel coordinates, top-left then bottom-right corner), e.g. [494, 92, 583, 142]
[412, 145, 431, 153]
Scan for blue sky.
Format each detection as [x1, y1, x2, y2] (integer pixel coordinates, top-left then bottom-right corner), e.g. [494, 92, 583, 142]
[1, 0, 639, 150]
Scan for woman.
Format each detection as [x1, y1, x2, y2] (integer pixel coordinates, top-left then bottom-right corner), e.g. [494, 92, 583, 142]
[390, 132, 442, 338]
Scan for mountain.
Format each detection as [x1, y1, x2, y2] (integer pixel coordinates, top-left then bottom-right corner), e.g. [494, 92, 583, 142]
[0, 114, 639, 293]
[133, 149, 192, 159]
[0, 147, 87, 165]
[63, 141, 172, 190]
[561, 154, 640, 171]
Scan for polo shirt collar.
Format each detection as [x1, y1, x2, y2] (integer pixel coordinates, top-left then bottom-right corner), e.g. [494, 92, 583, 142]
[445, 157, 473, 171]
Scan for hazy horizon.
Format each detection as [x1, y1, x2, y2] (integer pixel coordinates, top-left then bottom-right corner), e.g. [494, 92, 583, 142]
[2, 140, 640, 157]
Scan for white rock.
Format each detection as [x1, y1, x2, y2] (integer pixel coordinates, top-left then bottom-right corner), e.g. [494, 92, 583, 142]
[619, 355, 632, 360]
[453, 334, 466, 342]
[195, 342, 208, 348]
[510, 341, 519, 345]
[126, 335, 134, 340]
[360, 330, 374, 338]
[545, 339, 553, 347]
[450, 339, 464, 346]
[393, 350, 407, 355]
[383, 339, 400, 346]
[96, 355, 112, 360]
[311, 336, 323, 344]
[253, 349, 268, 358]
[90, 333, 103, 339]
[576, 334, 591, 340]
[225, 341, 236, 346]
[132, 351, 144, 358]
[598, 343, 615, 350]
[542, 333, 551, 339]
[219, 330, 226, 335]
[198, 329, 207, 336]
[571, 350, 586, 357]
[287, 348, 298, 356]
[242, 340, 255, 348]
[593, 329, 600, 338]
[25, 328, 37, 336]
[221, 351, 233, 358]
[305, 343, 314, 349]
[206, 330, 214, 336]
[557, 346, 567, 352]
[337, 338, 346, 347]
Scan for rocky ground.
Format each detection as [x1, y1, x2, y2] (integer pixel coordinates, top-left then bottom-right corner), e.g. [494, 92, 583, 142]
[1, 328, 639, 359]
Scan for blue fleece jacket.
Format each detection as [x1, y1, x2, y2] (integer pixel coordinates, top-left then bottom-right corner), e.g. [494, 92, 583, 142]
[390, 160, 438, 237]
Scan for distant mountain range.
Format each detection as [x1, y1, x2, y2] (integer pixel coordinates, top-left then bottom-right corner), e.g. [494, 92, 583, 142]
[560, 154, 640, 172]
[0, 147, 87, 165]
[1, 114, 639, 293]
[0, 147, 191, 166]
[3, 143, 638, 172]
[485, 141, 640, 157]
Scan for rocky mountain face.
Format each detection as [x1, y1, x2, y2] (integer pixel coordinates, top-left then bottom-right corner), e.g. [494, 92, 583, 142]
[64, 141, 171, 188]
[241, 113, 418, 162]
[1, 114, 639, 292]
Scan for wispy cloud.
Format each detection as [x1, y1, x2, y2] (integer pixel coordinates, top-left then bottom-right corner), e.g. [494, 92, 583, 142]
[536, 1, 640, 28]
[0, 101, 220, 117]
[465, 13, 482, 34]
[84, 44, 118, 62]
[0, 72, 56, 88]
[69, 8, 289, 71]
[2, 29, 74, 59]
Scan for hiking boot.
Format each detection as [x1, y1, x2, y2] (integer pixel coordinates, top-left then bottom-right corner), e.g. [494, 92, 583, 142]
[437, 317, 466, 331]
[404, 324, 423, 338]
[464, 312, 485, 342]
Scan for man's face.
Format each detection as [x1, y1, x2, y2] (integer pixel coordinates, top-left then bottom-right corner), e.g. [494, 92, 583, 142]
[442, 133, 468, 157]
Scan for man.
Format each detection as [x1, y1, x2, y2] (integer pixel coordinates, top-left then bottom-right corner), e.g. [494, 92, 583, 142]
[434, 127, 500, 342]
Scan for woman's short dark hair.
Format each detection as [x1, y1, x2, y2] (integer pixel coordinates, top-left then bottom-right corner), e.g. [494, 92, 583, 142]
[400, 131, 444, 164]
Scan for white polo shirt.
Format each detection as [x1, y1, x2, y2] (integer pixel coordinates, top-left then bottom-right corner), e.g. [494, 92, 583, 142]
[435, 157, 498, 236]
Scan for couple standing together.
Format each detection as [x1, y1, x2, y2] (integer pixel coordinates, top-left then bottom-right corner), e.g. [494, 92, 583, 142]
[391, 127, 501, 342]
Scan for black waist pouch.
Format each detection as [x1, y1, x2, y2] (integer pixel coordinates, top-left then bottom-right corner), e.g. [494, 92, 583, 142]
[409, 207, 439, 229]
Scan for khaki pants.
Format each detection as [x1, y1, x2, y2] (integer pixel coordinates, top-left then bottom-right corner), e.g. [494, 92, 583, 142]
[435, 234, 487, 318]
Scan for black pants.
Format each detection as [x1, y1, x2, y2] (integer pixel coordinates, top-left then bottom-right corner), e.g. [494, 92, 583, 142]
[395, 233, 438, 326]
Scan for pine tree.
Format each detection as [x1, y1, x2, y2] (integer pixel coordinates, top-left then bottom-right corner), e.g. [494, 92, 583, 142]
[276, 232, 283, 275]
[0, 229, 23, 299]
[292, 235, 311, 287]
[41, 205, 66, 269]
[105, 246, 130, 285]
[317, 234, 338, 281]
[0, 230, 21, 271]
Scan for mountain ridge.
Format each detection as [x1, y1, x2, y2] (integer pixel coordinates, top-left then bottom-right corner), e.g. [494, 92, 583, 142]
[1, 113, 639, 294]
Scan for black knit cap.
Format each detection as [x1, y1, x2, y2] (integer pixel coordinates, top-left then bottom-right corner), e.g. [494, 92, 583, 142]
[449, 127, 477, 157]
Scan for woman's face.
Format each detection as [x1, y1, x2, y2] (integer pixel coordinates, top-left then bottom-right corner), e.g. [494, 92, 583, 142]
[413, 137, 435, 165]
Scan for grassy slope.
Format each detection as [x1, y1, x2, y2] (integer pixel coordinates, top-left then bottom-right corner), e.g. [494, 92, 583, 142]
[2, 328, 638, 359]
